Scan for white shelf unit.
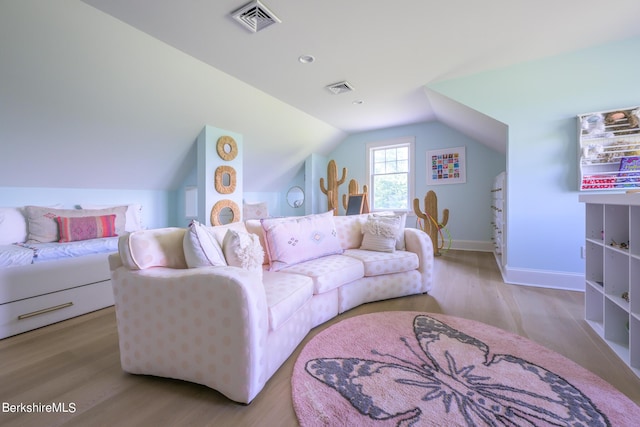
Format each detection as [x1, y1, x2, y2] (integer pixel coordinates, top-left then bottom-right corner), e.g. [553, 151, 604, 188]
[491, 172, 506, 270]
[578, 106, 640, 191]
[580, 193, 640, 376]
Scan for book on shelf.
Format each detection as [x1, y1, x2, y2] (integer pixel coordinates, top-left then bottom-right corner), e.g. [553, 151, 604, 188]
[617, 156, 640, 188]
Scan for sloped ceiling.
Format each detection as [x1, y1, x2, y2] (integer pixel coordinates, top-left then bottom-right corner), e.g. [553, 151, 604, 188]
[2, 1, 640, 191]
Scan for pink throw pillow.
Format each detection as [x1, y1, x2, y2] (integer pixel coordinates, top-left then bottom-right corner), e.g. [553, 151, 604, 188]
[261, 211, 343, 271]
[56, 214, 118, 242]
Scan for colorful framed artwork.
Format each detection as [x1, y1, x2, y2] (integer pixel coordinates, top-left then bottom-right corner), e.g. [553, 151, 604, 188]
[427, 146, 466, 185]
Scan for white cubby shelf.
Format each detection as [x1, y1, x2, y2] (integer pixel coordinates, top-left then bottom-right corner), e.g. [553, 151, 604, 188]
[580, 193, 640, 377]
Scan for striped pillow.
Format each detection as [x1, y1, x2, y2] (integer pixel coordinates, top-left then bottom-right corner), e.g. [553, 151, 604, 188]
[56, 214, 118, 243]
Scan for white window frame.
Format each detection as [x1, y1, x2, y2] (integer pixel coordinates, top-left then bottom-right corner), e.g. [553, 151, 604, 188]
[365, 137, 415, 212]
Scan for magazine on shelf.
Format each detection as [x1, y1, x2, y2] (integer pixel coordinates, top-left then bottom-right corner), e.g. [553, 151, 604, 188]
[618, 156, 640, 187]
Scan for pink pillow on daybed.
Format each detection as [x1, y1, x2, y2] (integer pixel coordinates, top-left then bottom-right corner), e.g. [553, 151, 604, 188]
[261, 211, 343, 271]
[56, 214, 118, 242]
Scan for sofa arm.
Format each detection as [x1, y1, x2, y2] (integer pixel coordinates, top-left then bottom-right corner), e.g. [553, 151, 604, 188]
[404, 228, 434, 293]
[110, 262, 269, 403]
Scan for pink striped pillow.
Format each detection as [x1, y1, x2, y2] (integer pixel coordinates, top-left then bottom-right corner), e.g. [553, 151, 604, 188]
[56, 214, 118, 242]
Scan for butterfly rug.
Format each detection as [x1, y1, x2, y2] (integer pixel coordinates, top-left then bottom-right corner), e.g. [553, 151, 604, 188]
[291, 311, 640, 426]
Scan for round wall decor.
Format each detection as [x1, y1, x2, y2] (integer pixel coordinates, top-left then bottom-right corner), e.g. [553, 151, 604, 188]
[210, 199, 240, 226]
[216, 136, 238, 161]
[214, 165, 237, 194]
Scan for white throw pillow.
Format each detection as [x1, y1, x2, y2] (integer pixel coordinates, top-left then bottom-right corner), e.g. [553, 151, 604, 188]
[183, 220, 227, 268]
[222, 229, 264, 278]
[80, 203, 143, 232]
[372, 211, 407, 250]
[360, 216, 402, 253]
[0, 207, 28, 245]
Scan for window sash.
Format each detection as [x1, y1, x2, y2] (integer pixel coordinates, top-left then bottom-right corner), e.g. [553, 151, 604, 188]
[366, 138, 414, 212]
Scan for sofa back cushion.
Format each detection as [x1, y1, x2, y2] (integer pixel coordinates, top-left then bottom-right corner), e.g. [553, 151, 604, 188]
[119, 227, 187, 270]
[261, 211, 343, 271]
[333, 214, 368, 249]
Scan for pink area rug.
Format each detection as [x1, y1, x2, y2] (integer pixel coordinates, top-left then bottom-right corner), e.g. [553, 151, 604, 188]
[292, 312, 640, 426]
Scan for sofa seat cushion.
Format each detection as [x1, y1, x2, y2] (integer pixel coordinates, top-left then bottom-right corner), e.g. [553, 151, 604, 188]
[342, 249, 418, 277]
[263, 271, 313, 331]
[279, 254, 364, 294]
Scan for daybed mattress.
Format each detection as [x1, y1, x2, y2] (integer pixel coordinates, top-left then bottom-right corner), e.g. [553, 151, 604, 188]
[27, 237, 119, 263]
[0, 245, 34, 268]
[0, 237, 118, 268]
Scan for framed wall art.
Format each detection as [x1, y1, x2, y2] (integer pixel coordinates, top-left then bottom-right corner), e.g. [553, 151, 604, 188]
[427, 146, 466, 185]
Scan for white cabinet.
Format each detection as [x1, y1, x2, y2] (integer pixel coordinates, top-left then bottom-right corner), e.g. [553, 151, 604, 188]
[578, 106, 640, 191]
[491, 172, 506, 271]
[580, 193, 640, 377]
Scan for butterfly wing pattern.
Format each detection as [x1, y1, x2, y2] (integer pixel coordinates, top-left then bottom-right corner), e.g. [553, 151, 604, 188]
[305, 314, 609, 426]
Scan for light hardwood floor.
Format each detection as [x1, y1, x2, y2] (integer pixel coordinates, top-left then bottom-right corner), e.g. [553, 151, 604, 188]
[1, 250, 639, 426]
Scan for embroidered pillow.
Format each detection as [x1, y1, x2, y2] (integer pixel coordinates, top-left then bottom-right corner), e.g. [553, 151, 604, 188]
[56, 214, 118, 242]
[372, 211, 407, 250]
[183, 220, 227, 268]
[222, 229, 264, 278]
[260, 211, 343, 271]
[360, 215, 402, 253]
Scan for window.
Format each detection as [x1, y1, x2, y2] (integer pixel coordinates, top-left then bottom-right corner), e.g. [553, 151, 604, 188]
[366, 137, 415, 211]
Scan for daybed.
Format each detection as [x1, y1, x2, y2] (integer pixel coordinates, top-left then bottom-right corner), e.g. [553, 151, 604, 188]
[109, 211, 434, 404]
[0, 204, 141, 339]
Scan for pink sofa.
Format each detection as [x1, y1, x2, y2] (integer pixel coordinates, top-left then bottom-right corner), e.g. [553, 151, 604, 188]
[108, 212, 433, 403]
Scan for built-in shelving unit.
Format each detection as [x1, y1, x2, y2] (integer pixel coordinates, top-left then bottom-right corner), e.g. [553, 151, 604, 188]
[578, 106, 640, 191]
[580, 193, 640, 377]
[491, 172, 506, 271]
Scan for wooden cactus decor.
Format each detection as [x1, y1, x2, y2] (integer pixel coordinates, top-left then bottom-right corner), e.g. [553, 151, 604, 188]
[413, 190, 449, 256]
[342, 179, 369, 210]
[320, 160, 347, 215]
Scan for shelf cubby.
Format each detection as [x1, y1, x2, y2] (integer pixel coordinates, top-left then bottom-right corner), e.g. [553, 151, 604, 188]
[604, 248, 629, 306]
[604, 299, 630, 363]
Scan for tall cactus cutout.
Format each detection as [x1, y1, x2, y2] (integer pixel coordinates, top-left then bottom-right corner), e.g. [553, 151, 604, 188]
[320, 160, 347, 215]
[413, 190, 449, 256]
[342, 179, 368, 210]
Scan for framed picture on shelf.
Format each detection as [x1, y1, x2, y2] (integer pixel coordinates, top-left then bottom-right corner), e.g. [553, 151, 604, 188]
[427, 146, 466, 185]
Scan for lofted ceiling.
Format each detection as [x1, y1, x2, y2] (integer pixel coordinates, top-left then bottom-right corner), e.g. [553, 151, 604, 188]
[2, 1, 640, 193]
[84, 0, 640, 148]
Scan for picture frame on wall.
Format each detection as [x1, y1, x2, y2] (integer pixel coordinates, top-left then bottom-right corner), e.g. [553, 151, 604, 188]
[427, 146, 466, 185]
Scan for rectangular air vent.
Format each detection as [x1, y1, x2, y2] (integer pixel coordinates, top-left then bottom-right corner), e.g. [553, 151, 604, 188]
[231, 0, 281, 33]
[326, 81, 355, 95]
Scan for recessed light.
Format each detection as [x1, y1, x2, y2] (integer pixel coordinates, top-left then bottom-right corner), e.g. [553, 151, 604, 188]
[298, 55, 315, 64]
[353, 100, 364, 105]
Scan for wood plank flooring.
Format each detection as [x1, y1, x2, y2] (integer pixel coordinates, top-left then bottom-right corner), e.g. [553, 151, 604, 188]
[1, 250, 639, 426]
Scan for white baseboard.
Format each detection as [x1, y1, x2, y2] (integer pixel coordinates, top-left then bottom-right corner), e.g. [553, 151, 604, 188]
[446, 240, 494, 252]
[443, 241, 585, 291]
[500, 266, 584, 291]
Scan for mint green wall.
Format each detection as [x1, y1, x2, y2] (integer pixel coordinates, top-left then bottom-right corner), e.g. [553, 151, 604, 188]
[328, 121, 505, 244]
[429, 36, 640, 274]
[0, 187, 170, 229]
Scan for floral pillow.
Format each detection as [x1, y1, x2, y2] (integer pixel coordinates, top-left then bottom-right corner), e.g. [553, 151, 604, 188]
[261, 211, 343, 271]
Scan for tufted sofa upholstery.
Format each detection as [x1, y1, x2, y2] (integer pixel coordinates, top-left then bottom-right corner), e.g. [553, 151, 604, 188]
[108, 213, 433, 403]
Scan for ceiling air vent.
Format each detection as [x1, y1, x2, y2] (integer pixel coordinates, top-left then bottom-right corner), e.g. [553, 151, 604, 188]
[325, 81, 355, 95]
[231, 0, 281, 33]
